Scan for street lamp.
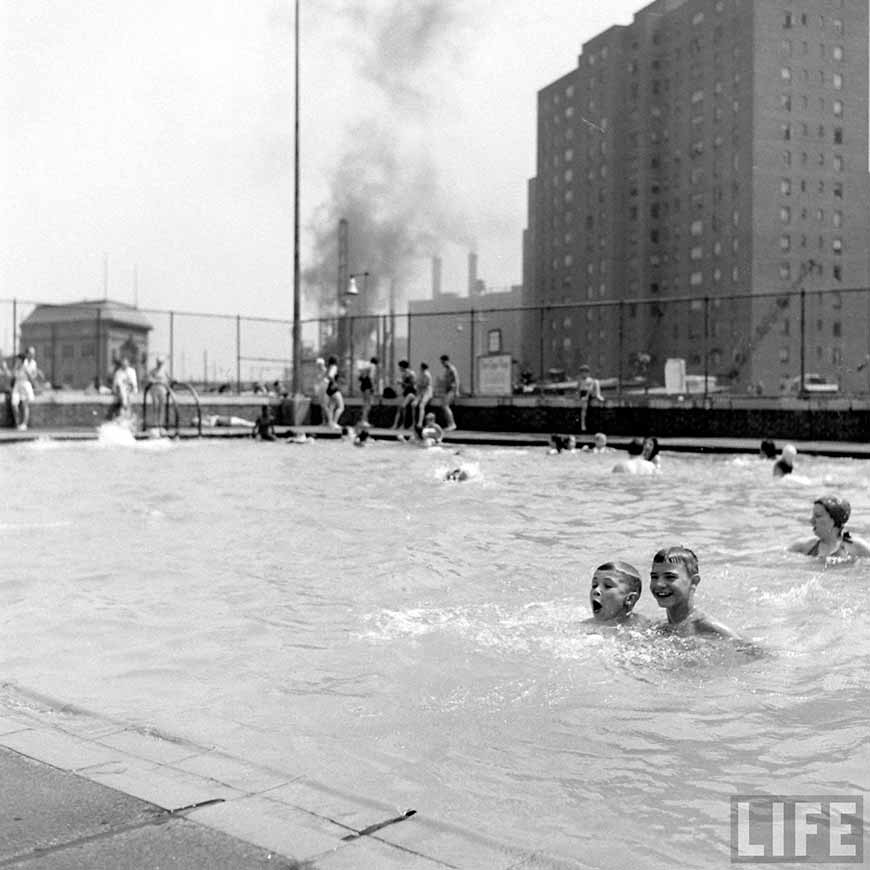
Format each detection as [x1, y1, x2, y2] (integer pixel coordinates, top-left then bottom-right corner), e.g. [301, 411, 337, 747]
[340, 273, 368, 386]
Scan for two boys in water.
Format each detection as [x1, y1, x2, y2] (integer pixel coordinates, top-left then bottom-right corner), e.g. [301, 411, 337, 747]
[589, 546, 742, 639]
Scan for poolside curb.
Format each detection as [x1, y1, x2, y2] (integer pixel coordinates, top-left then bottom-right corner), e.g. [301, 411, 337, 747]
[0, 683, 584, 869]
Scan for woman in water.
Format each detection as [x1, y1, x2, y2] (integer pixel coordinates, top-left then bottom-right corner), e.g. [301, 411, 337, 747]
[789, 495, 870, 560]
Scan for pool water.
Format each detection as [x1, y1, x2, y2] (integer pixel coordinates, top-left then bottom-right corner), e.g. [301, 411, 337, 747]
[2, 435, 869, 868]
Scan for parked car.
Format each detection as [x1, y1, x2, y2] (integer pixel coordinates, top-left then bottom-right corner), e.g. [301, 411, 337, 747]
[783, 373, 839, 394]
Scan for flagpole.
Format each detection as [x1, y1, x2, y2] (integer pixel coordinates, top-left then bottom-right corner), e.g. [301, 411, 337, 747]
[291, 0, 302, 395]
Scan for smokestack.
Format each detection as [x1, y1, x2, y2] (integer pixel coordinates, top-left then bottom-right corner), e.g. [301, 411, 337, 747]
[432, 256, 442, 299]
[468, 251, 478, 297]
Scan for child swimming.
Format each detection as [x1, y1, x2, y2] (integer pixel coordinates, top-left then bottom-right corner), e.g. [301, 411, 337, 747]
[588, 561, 647, 625]
[649, 546, 742, 639]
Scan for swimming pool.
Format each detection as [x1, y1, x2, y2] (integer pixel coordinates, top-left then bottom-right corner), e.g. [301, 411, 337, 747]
[2, 435, 869, 867]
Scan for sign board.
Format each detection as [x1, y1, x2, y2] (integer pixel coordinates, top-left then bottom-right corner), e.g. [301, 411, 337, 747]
[477, 353, 513, 396]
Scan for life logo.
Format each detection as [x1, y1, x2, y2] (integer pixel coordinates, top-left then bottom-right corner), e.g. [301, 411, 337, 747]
[730, 795, 863, 863]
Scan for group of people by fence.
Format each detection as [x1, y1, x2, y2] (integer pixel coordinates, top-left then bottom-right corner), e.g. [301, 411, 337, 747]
[314, 353, 460, 432]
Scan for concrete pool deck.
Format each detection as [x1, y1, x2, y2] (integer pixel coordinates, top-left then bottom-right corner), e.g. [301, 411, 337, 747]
[0, 685, 586, 869]
[1, 423, 870, 458]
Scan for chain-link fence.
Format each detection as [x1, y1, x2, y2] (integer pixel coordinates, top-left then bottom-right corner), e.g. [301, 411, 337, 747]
[3, 289, 869, 398]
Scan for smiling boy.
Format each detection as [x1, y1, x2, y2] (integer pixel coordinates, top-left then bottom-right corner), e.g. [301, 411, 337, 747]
[649, 546, 742, 639]
[589, 561, 647, 625]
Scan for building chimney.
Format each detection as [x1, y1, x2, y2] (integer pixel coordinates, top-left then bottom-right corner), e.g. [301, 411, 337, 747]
[468, 251, 478, 297]
[432, 256, 442, 299]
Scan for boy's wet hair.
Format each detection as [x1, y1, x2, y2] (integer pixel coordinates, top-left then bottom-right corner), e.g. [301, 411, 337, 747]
[595, 561, 641, 596]
[652, 546, 699, 578]
[627, 438, 644, 456]
[760, 438, 777, 458]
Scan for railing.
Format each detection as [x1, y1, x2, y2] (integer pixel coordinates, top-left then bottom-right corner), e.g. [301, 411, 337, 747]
[141, 380, 202, 437]
[4, 286, 870, 401]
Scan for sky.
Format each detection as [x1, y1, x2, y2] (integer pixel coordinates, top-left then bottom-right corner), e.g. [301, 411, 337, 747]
[1, 0, 641, 321]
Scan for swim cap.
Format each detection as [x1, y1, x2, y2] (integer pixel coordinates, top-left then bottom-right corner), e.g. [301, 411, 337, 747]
[781, 443, 797, 464]
[815, 495, 851, 528]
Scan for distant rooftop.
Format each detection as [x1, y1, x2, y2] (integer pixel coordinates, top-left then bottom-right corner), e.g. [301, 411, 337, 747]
[22, 299, 153, 331]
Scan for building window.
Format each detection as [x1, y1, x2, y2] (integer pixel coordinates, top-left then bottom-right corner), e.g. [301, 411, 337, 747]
[779, 263, 791, 280]
[690, 271, 703, 286]
[833, 99, 843, 118]
[833, 264, 842, 281]
[781, 67, 791, 81]
[81, 342, 95, 358]
[832, 322, 842, 338]
[833, 181, 843, 198]
[488, 329, 503, 353]
[779, 347, 790, 363]
[832, 238, 842, 254]
[832, 73, 843, 90]
[833, 155, 843, 172]
[780, 206, 791, 223]
[780, 234, 791, 252]
[833, 210, 842, 228]
[780, 178, 791, 195]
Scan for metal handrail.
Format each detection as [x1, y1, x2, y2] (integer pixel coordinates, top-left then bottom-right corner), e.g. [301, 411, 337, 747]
[141, 380, 202, 437]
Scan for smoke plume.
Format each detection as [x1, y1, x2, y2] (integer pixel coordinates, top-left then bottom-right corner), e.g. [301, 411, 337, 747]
[302, 0, 474, 317]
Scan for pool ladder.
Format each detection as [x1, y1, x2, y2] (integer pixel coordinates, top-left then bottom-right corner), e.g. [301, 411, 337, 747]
[141, 381, 203, 438]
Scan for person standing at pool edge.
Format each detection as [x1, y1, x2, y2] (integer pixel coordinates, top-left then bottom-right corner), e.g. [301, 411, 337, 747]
[392, 360, 417, 429]
[11, 346, 44, 431]
[415, 361, 434, 428]
[577, 364, 603, 433]
[358, 356, 378, 428]
[440, 354, 458, 431]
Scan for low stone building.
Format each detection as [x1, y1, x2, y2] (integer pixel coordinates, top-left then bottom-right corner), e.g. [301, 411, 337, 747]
[20, 299, 152, 389]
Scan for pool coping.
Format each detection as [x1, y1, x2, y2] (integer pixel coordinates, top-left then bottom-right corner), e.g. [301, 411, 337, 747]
[0, 683, 585, 869]
[2, 425, 870, 458]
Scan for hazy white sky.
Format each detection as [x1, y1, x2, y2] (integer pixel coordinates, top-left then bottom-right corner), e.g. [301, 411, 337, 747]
[1, 0, 640, 318]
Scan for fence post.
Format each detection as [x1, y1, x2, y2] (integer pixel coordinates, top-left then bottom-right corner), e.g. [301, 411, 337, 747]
[799, 289, 806, 398]
[348, 316, 355, 397]
[236, 314, 241, 394]
[169, 311, 175, 381]
[96, 306, 102, 387]
[703, 296, 709, 403]
[617, 301, 624, 403]
[469, 308, 476, 397]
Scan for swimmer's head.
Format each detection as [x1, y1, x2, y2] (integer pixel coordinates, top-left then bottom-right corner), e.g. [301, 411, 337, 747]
[590, 561, 642, 621]
[651, 545, 699, 581]
[398, 359, 410, 370]
[759, 439, 777, 459]
[814, 495, 851, 530]
[642, 436, 660, 461]
[594, 432, 607, 449]
[627, 438, 644, 456]
[420, 361, 429, 371]
[781, 443, 797, 466]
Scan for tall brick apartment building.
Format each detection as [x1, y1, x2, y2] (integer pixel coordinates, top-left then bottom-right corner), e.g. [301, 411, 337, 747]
[522, 0, 869, 392]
